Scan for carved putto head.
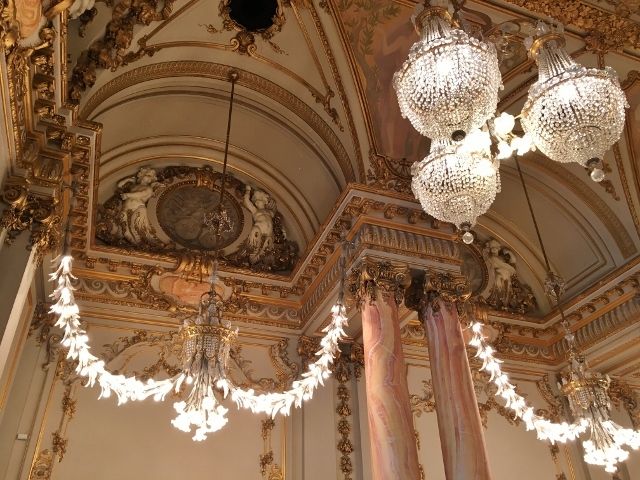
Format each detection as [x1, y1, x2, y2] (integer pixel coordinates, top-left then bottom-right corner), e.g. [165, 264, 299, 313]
[251, 189, 274, 210]
[136, 167, 158, 185]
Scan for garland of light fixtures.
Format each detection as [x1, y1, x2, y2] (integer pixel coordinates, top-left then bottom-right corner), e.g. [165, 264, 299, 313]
[50, 254, 349, 441]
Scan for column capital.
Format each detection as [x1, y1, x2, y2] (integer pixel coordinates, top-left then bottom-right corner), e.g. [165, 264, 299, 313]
[1, 177, 62, 261]
[405, 270, 471, 313]
[347, 257, 410, 307]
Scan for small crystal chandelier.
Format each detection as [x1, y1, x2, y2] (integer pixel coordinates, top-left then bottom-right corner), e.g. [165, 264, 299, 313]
[560, 350, 640, 473]
[394, 0, 502, 140]
[517, 158, 640, 472]
[521, 22, 628, 170]
[171, 264, 237, 439]
[411, 137, 500, 244]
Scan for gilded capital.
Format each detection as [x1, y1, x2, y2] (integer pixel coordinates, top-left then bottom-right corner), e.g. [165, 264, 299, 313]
[0, 177, 62, 260]
[405, 270, 471, 313]
[347, 258, 410, 306]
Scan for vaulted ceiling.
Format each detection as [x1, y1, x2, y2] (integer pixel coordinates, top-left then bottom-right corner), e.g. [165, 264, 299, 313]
[2, 0, 639, 372]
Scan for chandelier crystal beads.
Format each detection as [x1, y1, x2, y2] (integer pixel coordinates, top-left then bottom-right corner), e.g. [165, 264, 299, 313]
[171, 284, 237, 440]
[393, 4, 502, 139]
[560, 356, 640, 472]
[521, 24, 628, 166]
[411, 139, 500, 231]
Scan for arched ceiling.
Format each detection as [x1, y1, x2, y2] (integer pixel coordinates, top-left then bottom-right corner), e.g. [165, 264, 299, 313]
[37, 0, 638, 332]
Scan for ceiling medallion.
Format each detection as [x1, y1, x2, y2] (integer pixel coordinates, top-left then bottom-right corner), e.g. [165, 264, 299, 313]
[206, 0, 286, 55]
[157, 183, 243, 251]
[96, 166, 299, 274]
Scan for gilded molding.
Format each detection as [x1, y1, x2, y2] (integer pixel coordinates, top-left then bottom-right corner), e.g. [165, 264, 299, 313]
[0, 177, 62, 261]
[366, 150, 413, 196]
[609, 378, 640, 429]
[334, 349, 355, 480]
[259, 417, 284, 480]
[347, 257, 411, 307]
[410, 370, 525, 429]
[68, 0, 177, 102]
[502, 0, 640, 52]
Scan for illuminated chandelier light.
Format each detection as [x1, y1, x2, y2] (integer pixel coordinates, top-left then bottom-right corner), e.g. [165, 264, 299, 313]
[49, 254, 350, 440]
[411, 137, 500, 244]
[521, 22, 628, 168]
[560, 339, 640, 472]
[468, 320, 587, 444]
[393, 1, 502, 139]
[463, 155, 640, 472]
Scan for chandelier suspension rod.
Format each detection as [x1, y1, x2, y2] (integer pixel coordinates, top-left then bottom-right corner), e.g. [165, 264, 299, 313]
[513, 156, 573, 337]
[218, 71, 238, 209]
[208, 70, 239, 273]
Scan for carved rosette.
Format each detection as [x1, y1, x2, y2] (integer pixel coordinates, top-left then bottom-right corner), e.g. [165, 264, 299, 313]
[347, 258, 410, 307]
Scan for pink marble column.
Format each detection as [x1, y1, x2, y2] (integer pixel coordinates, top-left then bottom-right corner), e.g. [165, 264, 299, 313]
[420, 298, 492, 480]
[361, 289, 421, 480]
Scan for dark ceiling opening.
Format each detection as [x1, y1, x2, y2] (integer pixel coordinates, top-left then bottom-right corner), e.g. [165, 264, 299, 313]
[229, 0, 278, 32]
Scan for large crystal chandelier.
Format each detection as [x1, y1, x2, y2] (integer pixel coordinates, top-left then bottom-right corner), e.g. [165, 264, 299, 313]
[393, 1, 502, 139]
[411, 137, 500, 242]
[49, 71, 352, 441]
[521, 23, 628, 168]
[396, 3, 628, 239]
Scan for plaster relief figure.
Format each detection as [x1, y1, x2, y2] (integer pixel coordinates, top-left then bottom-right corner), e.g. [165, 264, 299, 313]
[484, 239, 517, 306]
[483, 238, 537, 314]
[118, 167, 161, 245]
[244, 186, 276, 260]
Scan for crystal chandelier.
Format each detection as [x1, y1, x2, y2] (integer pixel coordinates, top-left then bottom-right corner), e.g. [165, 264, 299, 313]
[521, 23, 628, 169]
[457, 152, 640, 473]
[49, 70, 352, 440]
[510, 155, 638, 472]
[393, 1, 502, 140]
[411, 137, 500, 243]
[396, 3, 628, 237]
[171, 265, 237, 439]
[560, 353, 640, 472]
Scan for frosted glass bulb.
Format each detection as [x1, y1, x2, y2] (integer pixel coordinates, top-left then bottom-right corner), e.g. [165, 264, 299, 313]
[462, 231, 474, 244]
[590, 168, 605, 183]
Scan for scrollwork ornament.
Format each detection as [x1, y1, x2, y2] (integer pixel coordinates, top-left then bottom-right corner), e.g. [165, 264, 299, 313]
[405, 270, 471, 314]
[347, 258, 410, 307]
[0, 178, 62, 261]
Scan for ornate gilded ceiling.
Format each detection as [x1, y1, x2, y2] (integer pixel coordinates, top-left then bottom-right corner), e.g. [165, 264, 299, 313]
[0, 0, 639, 375]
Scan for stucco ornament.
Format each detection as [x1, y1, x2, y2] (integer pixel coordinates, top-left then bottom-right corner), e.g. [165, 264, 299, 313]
[96, 165, 299, 273]
[483, 238, 536, 314]
[117, 167, 164, 246]
[244, 186, 275, 257]
[68, 0, 96, 19]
